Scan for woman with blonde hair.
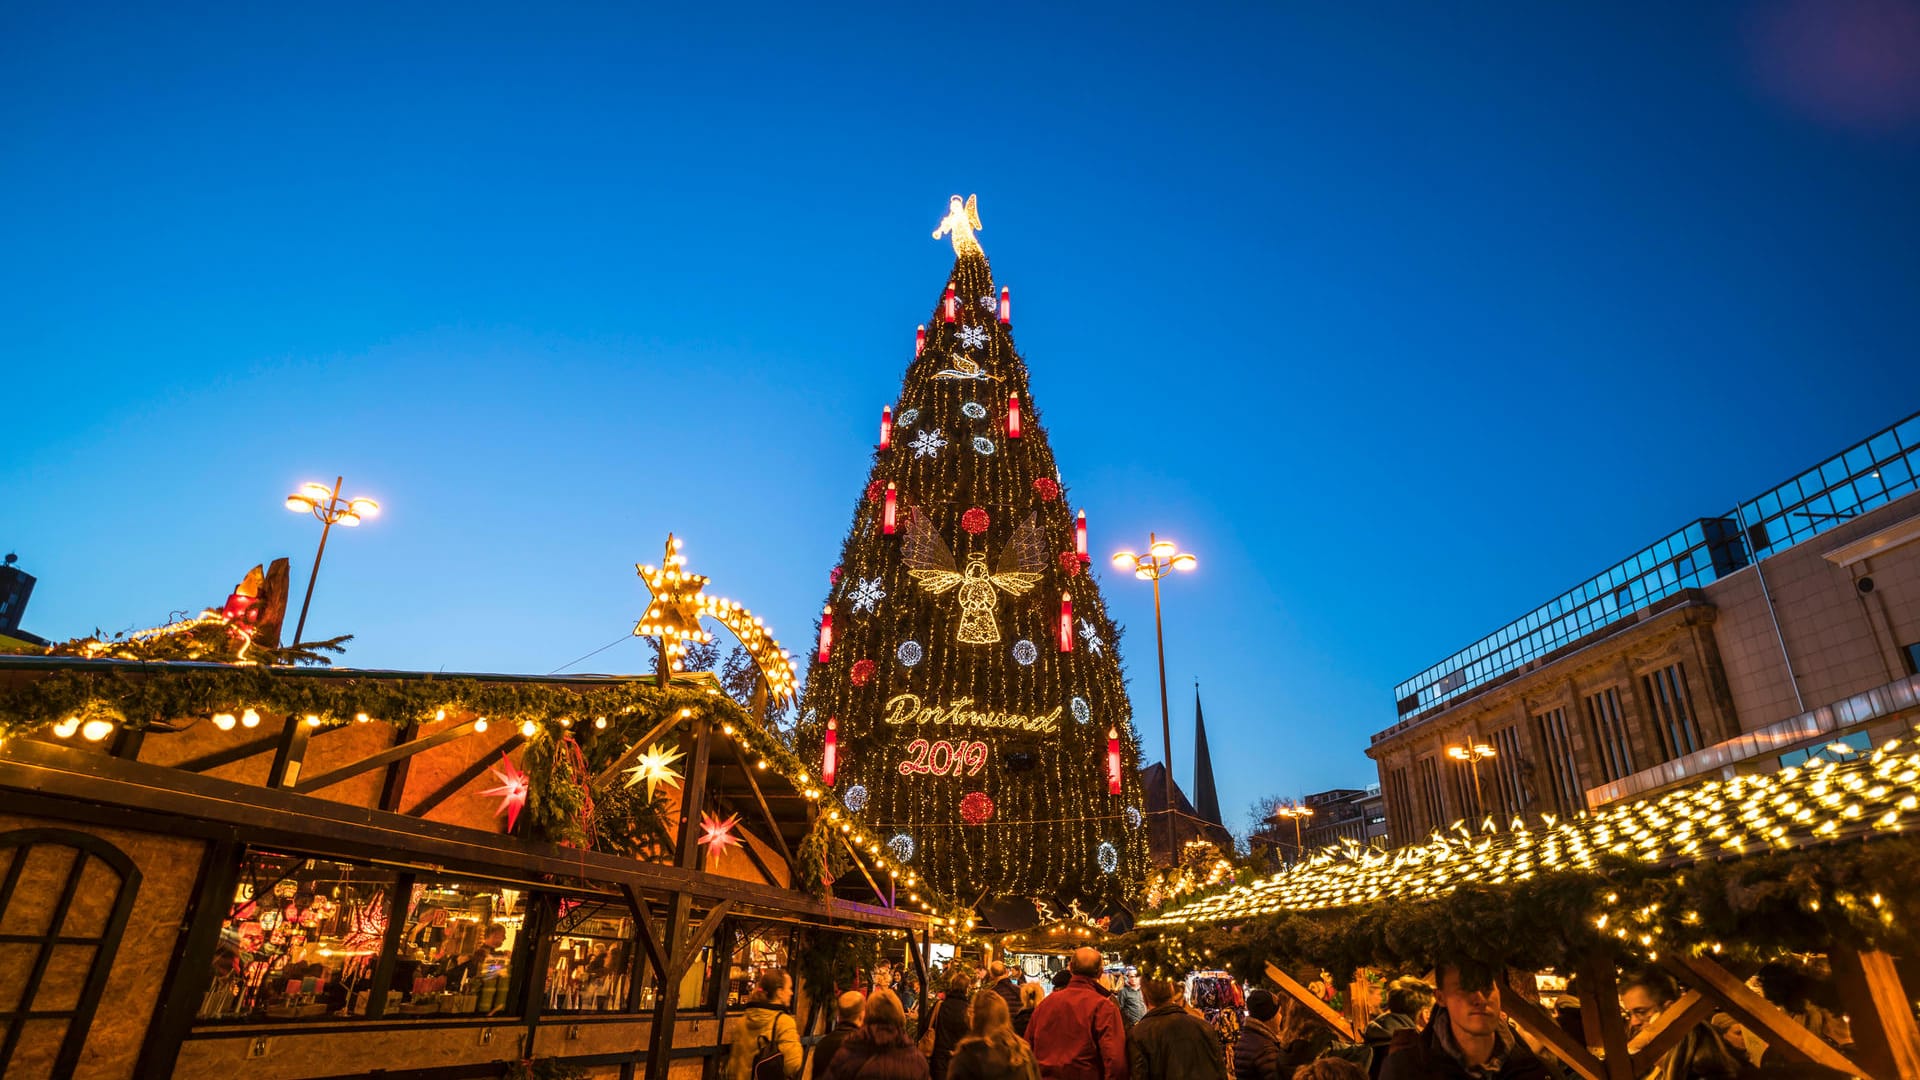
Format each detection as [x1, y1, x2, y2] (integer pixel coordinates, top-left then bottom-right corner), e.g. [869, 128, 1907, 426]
[947, 991, 1039, 1080]
[827, 988, 930, 1079]
[1012, 981, 1043, 1040]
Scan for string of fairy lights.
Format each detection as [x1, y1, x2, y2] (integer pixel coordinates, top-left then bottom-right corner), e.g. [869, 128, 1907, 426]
[1141, 737, 1918, 953]
[794, 216, 1149, 912]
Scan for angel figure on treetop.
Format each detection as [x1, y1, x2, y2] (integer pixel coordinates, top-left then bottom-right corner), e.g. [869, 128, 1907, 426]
[933, 194, 983, 255]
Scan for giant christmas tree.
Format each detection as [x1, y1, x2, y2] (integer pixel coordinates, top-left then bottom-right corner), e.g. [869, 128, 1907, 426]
[796, 197, 1148, 916]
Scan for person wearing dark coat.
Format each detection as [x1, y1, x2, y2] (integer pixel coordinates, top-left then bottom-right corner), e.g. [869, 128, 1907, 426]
[812, 991, 867, 1080]
[930, 971, 976, 1080]
[1363, 979, 1434, 1080]
[829, 989, 933, 1080]
[1377, 965, 1553, 1080]
[949, 992, 1041, 1080]
[1026, 947, 1128, 1080]
[1127, 979, 1227, 1080]
[1234, 989, 1286, 1080]
[986, 961, 1024, 1016]
[1013, 982, 1044, 1042]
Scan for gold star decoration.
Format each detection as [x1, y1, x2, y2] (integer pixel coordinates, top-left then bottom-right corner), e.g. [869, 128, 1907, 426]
[634, 533, 712, 673]
[623, 741, 686, 800]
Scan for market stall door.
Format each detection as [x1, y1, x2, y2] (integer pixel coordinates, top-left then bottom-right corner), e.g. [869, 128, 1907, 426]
[0, 828, 142, 1078]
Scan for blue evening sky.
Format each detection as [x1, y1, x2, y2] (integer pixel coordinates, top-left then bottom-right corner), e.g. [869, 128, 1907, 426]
[5, 4, 1919, 837]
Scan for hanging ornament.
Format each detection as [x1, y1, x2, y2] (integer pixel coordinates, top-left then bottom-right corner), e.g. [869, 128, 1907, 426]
[1125, 806, 1143, 830]
[915, 324, 926, 357]
[1078, 619, 1105, 657]
[888, 833, 915, 862]
[902, 508, 1047, 646]
[897, 408, 918, 428]
[961, 507, 990, 534]
[883, 483, 898, 534]
[866, 480, 884, 502]
[1075, 510, 1089, 563]
[1071, 696, 1092, 725]
[998, 286, 1011, 325]
[1008, 394, 1022, 439]
[1013, 640, 1038, 666]
[830, 565, 844, 586]
[697, 812, 743, 859]
[623, 741, 687, 800]
[972, 436, 996, 455]
[879, 405, 893, 449]
[844, 784, 870, 812]
[817, 605, 834, 663]
[960, 791, 996, 825]
[823, 716, 839, 786]
[480, 753, 530, 832]
[1107, 727, 1123, 794]
[897, 640, 923, 667]
[943, 281, 958, 323]
[1058, 593, 1074, 652]
[850, 658, 877, 686]
[962, 400, 987, 419]
[850, 577, 886, 614]
[1097, 841, 1119, 874]
[910, 428, 947, 458]
[958, 324, 988, 350]
[1059, 551, 1082, 577]
[1033, 477, 1061, 502]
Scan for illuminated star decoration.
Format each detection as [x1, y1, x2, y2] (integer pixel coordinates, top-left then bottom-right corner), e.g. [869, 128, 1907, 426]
[697, 812, 743, 859]
[634, 534, 712, 675]
[480, 753, 531, 832]
[623, 741, 686, 800]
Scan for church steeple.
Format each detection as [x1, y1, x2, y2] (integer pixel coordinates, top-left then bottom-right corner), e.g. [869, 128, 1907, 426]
[1192, 682, 1223, 828]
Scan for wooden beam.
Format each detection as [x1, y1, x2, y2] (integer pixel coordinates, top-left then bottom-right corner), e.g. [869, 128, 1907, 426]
[912, 928, 932, 1040]
[674, 716, 714, 870]
[674, 899, 735, 981]
[841, 833, 893, 910]
[1574, 948, 1635, 1080]
[377, 721, 420, 812]
[705, 787, 780, 887]
[266, 715, 313, 787]
[733, 741, 796, 867]
[1627, 991, 1714, 1075]
[293, 719, 477, 793]
[173, 733, 282, 774]
[622, 883, 668, 986]
[1661, 954, 1868, 1077]
[406, 733, 526, 816]
[1265, 962, 1358, 1042]
[1499, 972, 1605, 1080]
[1831, 944, 1920, 1080]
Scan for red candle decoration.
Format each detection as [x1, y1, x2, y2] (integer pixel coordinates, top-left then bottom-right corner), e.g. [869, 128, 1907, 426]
[998, 286, 1011, 324]
[1007, 394, 1022, 439]
[1058, 592, 1074, 652]
[823, 716, 838, 787]
[943, 281, 957, 323]
[817, 605, 834, 663]
[879, 405, 893, 449]
[1107, 727, 1123, 794]
[882, 482, 898, 534]
[915, 324, 926, 357]
[1075, 510, 1088, 562]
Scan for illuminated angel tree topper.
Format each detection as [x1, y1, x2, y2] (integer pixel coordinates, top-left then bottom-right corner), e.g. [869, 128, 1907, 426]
[795, 199, 1148, 913]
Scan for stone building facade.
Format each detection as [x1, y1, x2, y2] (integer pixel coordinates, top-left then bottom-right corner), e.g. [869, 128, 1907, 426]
[1370, 412, 1920, 842]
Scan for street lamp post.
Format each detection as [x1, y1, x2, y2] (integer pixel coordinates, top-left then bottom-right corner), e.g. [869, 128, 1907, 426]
[1111, 534, 1196, 864]
[1268, 802, 1314, 864]
[284, 477, 380, 647]
[1447, 740, 1497, 817]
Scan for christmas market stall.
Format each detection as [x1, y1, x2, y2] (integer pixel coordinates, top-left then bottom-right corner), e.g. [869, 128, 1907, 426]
[1127, 737, 1920, 1079]
[0, 588, 961, 1080]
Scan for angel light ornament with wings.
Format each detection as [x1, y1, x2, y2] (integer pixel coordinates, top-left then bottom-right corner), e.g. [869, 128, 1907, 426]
[903, 508, 1049, 645]
[932, 194, 983, 255]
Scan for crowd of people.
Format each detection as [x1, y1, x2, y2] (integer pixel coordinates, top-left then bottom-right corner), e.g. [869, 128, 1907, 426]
[724, 950, 1858, 1080]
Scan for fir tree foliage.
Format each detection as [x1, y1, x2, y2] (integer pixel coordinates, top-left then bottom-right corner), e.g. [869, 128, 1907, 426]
[795, 244, 1147, 913]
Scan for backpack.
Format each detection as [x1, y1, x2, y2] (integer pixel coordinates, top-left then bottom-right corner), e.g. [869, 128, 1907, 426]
[753, 1012, 794, 1080]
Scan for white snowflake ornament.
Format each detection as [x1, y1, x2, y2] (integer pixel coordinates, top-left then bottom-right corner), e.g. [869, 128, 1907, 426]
[958, 324, 988, 350]
[1078, 619, 1105, 656]
[849, 577, 886, 614]
[910, 428, 947, 458]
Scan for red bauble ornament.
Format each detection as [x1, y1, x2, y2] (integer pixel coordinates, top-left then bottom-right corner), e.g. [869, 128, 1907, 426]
[850, 658, 877, 686]
[867, 479, 885, 501]
[830, 565, 844, 585]
[1059, 551, 1082, 576]
[960, 791, 995, 825]
[961, 507, 990, 534]
[1033, 477, 1061, 502]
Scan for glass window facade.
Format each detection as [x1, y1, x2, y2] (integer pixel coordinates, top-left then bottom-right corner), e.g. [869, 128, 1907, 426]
[1585, 689, 1635, 783]
[1531, 707, 1582, 813]
[544, 897, 639, 1013]
[1642, 663, 1704, 762]
[1394, 411, 1920, 720]
[200, 852, 401, 1021]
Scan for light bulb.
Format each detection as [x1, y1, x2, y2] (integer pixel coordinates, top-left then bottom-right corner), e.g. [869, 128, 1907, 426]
[213, 713, 237, 731]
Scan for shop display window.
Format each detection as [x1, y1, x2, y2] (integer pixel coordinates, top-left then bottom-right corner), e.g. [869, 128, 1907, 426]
[631, 908, 724, 1013]
[199, 851, 399, 1021]
[544, 896, 638, 1013]
[725, 922, 793, 1006]
[390, 877, 525, 1016]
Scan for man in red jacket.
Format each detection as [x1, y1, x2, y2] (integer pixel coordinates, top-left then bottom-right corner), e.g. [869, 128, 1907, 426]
[1026, 947, 1128, 1080]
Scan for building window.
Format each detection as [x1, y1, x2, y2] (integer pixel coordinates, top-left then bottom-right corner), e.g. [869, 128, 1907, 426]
[396, 877, 526, 1016]
[1905, 642, 1920, 676]
[727, 922, 793, 1006]
[1490, 725, 1526, 818]
[544, 896, 639, 1013]
[1642, 663, 1706, 761]
[1387, 768, 1415, 841]
[1416, 756, 1446, 833]
[1531, 707, 1582, 813]
[1585, 688, 1636, 782]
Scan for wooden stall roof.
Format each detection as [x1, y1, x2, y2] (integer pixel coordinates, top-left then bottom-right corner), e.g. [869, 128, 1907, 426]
[1143, 735, 1918, 927]
[0, 655, 945, 932]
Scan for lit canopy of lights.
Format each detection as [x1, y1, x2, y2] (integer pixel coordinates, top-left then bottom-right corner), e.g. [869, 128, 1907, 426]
[1142, 739, 1916, 928]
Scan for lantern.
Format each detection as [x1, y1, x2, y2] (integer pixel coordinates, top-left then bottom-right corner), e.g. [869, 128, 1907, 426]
[817, 605, 834, 663]
[1008, 394, 1022, 439]
[943, 281, 957, 323]
[883, 482, 898, 535]
[823, 716, 839, 787]
[879, 405, 893, 449]
[915, 324, 926, 357]
[1075, 510, 1088, 562]
[998, 286, 1011, 325]
[1107, 727, 1123, 794]
[1058, 593, 1074, 652]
